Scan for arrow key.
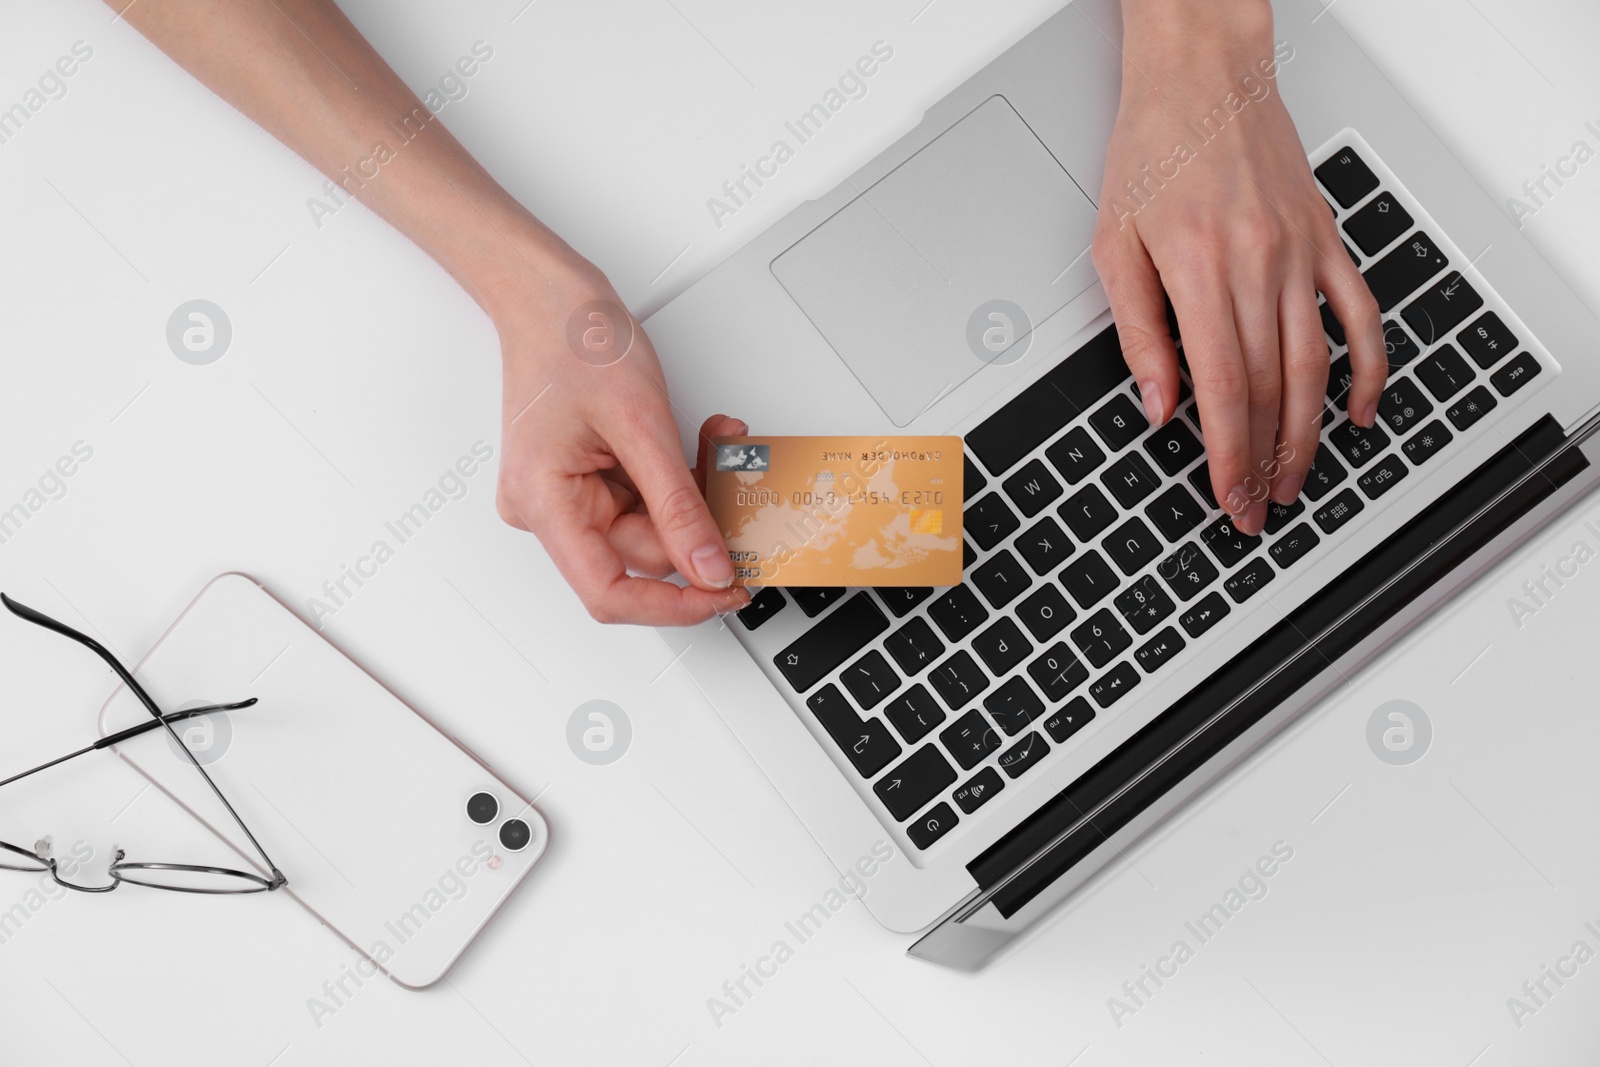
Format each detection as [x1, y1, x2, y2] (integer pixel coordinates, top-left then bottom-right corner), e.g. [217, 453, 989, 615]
[874, 744, 958, 821]
[953, 767, 1005, 813]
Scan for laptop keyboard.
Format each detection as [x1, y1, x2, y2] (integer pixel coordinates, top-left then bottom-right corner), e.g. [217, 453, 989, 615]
[733, 134, 1554, 855]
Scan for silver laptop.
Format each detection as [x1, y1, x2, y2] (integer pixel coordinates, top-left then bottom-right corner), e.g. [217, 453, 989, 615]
[649, 0, 1600, 967]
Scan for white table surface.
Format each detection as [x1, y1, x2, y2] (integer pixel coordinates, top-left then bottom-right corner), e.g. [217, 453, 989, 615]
[2, 1, 1598, 1063]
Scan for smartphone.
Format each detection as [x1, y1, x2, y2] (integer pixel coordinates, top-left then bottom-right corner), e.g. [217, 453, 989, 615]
[97, 572, 546, 988]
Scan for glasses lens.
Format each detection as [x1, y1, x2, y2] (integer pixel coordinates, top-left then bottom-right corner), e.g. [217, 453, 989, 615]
[0, 841, 47, 873]
[112, 861, 270, 894]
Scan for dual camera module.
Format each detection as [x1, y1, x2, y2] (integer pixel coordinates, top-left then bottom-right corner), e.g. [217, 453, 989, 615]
[466, 791, 532, 852]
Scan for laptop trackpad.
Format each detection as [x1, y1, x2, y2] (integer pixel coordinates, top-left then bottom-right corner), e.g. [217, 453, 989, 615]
[771, 95, 1101, 426]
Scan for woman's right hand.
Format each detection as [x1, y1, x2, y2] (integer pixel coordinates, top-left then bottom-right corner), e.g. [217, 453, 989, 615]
[489, 261, 751, 626]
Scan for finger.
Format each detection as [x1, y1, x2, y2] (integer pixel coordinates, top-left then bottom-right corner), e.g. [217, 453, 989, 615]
[1230, 272, 1283, 537]
[1093, 229, 1181, 425]
[1316, 229, 1385, 426]
[1162, 271, 1252, 523]
[1272, 261, 1331, 505]
[607, 510, 676, 578]
[608, 397, 737, 591]
[693, 413, 749, 496]
[521, 482, 748, 625]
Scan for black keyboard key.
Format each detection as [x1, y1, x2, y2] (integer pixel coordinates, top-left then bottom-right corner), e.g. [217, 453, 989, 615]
[1446, 385, 1497, 431]
[884, 683, 946, 744]
[971, 617, 1031, 677]
[1458, 311, 1517, 369]
[928, 585, 989, 642]
[1027, 642, 1090, 702]
[1327, 353, 1354, 408]
[1313, 487, 1365, 534]
[1016, 582, 1074, 641]
[1045, 426, 1106, 486]
[736, 587, 786, 630]
[874, 744, 957, 820]
[1185, 402, 1204, 435]
[967, 325, 1128, 475]
[1345, 241, 1360, 265]
[1268, 523, 1320, 569]
[877, 585, 933, 618]
[807, 684, 902, 777]
[1059, 485, 1119, 541]
[983, 676, 1045, 736]
[953, 767, 1005, 813]
[1342, 191, 1412, 255]
[1158, 540, 1219, 602]
[1224, 558, 1276, 603]
[1015, 516, 1074, 575]
[1114, 575, 1175, 635]
[941, 709, 1003, 770]
[1263, 499, 1305, 536]
[841, 650, 900, 710]
[1364, 232, 1448, 313]
[907, 802, 958, 849]
[1358, 453, 1409, 500]
[1062, 550, 1120, 609]
[1377, 376, 1433, 436]
[1089, 394, 1149, 452]
[928, 649, 990, 710]
[1315, 146, 1380, 208]
[775, 594, 889, 692]
[1401, 420, 1452, 465]
[1329, 419, 1391, 469]
[884, 617, 945, 676]
[971, 549, 1032, 609]
[791, 587, 846, 617]
[1200, 515, 1261, 569]
[1134, 626, 1185, 673]
[966, 493, 1020, 551]
[1101, 453, 1161, 509]
[1088, 662, 1141, 708]
[1188, 462, 1219, 509]
[1144, 419, 1205, 476]
[1382, 320, 1422, 371]
[1103, 517, 1163, 576]
[1491, 352, 1541, 396]
[1043, 696, 1095, 743]
[998, 731, 1049, 779]
[964, 539, 976, 570]
[1302, 443, 1349, 502]
[1403, 272, 1483, 346]
[1320, 301, 1346, 347]
[1179, 591, 1230, 639]
[1002, 458, 1063, 518]
[1416, 344, 1474, 402]
[1071, 608, 1133, 669]
[1146, 484, 1207, 542]
[963, 453, 987, 501]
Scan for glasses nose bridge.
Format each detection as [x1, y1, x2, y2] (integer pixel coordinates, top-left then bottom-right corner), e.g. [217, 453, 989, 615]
[42, 849, 122, 894]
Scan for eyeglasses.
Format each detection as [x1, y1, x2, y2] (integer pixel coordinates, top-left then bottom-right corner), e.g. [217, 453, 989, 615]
[0, 592, 287, 895]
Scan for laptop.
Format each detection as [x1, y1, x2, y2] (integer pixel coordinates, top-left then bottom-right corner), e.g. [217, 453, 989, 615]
[648, 0, 1600, 968]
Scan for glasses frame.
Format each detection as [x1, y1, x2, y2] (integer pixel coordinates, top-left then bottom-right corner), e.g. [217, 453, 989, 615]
[0, 592, 288, 895]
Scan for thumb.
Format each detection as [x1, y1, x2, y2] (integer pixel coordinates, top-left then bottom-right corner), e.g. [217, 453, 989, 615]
[1094, 234, 1182, 425]
[610, 403, 735, 591]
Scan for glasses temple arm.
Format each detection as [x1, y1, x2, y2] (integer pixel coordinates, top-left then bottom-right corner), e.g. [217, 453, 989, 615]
[0, 701, 256, 791]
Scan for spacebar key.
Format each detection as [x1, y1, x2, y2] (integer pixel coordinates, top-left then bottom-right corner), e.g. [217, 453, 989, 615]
[967, 325, 1129, 476]
[775, 593, 889, 693]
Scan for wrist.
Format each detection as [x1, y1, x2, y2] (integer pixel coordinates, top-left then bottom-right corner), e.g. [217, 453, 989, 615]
[1121, 0, 1273, 60]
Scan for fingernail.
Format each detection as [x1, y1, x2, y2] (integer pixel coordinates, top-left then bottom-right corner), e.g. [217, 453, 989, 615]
[731, 420, 749, 435]
[1359, 399, 1378, 427]
[691, 543, 734, 589]
[1139, 380, 1164, 425]
[1243, 500, 1267, 535]
[1224, 485, 1250, 514]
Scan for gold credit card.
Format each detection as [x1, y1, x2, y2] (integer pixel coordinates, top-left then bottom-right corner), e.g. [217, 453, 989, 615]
[706, 436, 964, 587]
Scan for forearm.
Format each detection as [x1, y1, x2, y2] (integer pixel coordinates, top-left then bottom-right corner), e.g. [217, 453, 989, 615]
[1119, 0, 1273, 60]
[112, 0, 583, 319]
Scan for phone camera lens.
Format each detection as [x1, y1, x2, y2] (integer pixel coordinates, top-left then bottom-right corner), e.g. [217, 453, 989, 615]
[466, 792, 499, 825]
[498, 818, 532, 852]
